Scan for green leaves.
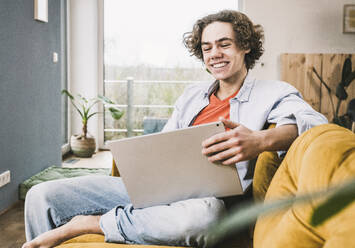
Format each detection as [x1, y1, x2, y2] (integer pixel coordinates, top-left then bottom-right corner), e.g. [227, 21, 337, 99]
[98, 95, 115, 104]
[206, 191, 322, 246]
[108, 107, 124, 120]
[346, 99, 355, 121]
[62, 89, 84, 119]
[61, 90, 124, 126]
[337, 58, 354, 100]
[341, 57, 355, 88]
[344, 71, 355, 88]
[310, 179, 355, 226]
[336, 84, 348, 100]
[97, 95, 124, 120]
[341, 58, 352, 85]
[61, 89, 74, 100]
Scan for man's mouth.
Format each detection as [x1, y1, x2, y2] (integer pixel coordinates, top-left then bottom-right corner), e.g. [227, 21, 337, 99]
[211, 62, 229, 68]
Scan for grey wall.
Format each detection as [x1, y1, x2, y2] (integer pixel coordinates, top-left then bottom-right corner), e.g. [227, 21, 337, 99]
[0, 0, 63, 212]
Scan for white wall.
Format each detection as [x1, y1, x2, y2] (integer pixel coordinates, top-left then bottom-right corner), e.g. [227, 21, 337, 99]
[244, 0, 355, 80]
[69, 0, 101, 149]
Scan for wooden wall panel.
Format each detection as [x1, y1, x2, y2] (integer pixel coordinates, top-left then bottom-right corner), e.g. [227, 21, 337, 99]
[281, 53, 355, 122]
[281, 54, 323, 112]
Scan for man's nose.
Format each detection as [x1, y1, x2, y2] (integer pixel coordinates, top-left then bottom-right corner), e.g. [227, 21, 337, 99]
[210, 46, 222, 59]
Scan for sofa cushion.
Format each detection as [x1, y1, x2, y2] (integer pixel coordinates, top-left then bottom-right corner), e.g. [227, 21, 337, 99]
[57, 234, 183, 248]
[19, 166, 110, 200]
[143, 117, 168, 135]
[253, 124, 355, 248]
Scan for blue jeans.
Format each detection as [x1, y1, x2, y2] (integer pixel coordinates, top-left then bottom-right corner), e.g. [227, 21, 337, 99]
[24, 175, 226, 247]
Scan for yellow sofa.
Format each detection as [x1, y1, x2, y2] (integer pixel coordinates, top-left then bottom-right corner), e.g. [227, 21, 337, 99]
[57, 124, 355, 247]
[254, 124, 355, 248]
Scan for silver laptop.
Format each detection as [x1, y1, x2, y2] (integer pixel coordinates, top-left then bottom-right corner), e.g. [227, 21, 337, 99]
[107, 121, 243, 208]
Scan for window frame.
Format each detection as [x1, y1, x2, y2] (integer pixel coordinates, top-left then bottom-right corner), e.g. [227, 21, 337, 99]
[98, 0, 105, 149]
[61, 0, 71, 156]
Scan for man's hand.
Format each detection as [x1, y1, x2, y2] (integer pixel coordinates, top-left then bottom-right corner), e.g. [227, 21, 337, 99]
[202, 118, 264, 165]
[202, 118, 298, 165]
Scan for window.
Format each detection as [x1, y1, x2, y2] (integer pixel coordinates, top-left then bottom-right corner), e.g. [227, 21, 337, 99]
[61, 0, 69, 154]
[103, 0, 238, 142]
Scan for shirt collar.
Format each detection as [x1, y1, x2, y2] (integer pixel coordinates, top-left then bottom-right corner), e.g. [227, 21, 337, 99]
[204, 73, 255, 102]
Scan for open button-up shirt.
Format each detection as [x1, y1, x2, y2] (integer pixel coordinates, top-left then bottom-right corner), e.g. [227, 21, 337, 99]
[163, 74, 328, 190]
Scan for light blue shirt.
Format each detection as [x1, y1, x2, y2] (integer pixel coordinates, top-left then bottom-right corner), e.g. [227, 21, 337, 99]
[163, 74, 328, 190]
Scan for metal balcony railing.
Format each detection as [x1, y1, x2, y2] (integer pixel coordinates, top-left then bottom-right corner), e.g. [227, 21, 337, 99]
[104, 78, 206, 137]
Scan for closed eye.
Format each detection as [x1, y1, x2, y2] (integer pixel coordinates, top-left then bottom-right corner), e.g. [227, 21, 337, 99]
[221, 43, 231, 48]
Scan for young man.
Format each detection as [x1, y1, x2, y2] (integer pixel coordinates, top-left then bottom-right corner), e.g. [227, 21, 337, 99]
[23, 10, 327, 248]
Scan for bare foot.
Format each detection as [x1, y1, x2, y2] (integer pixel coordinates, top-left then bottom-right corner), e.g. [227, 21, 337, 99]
[22, 215, 103, 248]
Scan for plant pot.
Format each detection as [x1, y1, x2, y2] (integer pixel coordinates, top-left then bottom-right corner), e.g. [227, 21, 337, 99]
[70, 134, 96, 158]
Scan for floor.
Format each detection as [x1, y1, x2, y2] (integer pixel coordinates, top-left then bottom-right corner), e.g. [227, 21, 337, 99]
[62, 150, 113, 169]
[0, 151, 112, 248]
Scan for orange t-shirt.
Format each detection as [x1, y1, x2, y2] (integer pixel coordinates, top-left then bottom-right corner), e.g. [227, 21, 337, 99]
[192, 89, 239, 128]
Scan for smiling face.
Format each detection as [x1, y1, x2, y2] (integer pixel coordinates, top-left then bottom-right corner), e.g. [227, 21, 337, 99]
[201, 21, 250, 85]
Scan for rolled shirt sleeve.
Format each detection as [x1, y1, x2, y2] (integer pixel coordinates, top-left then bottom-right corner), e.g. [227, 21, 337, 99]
[267, 92, 328, 135]
[264, 90, 328, 158]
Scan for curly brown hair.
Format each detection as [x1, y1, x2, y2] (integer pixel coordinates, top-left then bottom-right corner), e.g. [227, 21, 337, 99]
[183, 10, 264, 70]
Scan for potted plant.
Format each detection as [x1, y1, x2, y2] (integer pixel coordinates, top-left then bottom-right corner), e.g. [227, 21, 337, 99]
[62, 90, 124, 157]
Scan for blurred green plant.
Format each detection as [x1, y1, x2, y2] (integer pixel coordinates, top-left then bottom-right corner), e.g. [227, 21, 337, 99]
[312, 57, 355, 129]
[62, 89, 124, 139]
[206, 179, 355, 247]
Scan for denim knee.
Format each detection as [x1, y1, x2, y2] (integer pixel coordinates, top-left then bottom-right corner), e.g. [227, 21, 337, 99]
[26, 181, 58, 208]
[111, 197, 226, 247]
[24, 181, 64, 240]
[25, 181, 64, 224]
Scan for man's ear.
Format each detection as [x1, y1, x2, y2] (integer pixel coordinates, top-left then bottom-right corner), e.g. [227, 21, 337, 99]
[245, 48, 251, 54]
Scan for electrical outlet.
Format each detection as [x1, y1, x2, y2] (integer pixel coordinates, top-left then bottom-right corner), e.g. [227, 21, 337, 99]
[0, 170, 11, 188]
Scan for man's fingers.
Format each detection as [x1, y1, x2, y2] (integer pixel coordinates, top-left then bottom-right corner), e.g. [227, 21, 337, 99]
[202, 130, 234, 148]
[206, 146, 241, 163]
[202, 137, 240, 155]
[220, 118, 240, 130]
[202, 119, 241, 148]
[221, 154, 243, 165]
